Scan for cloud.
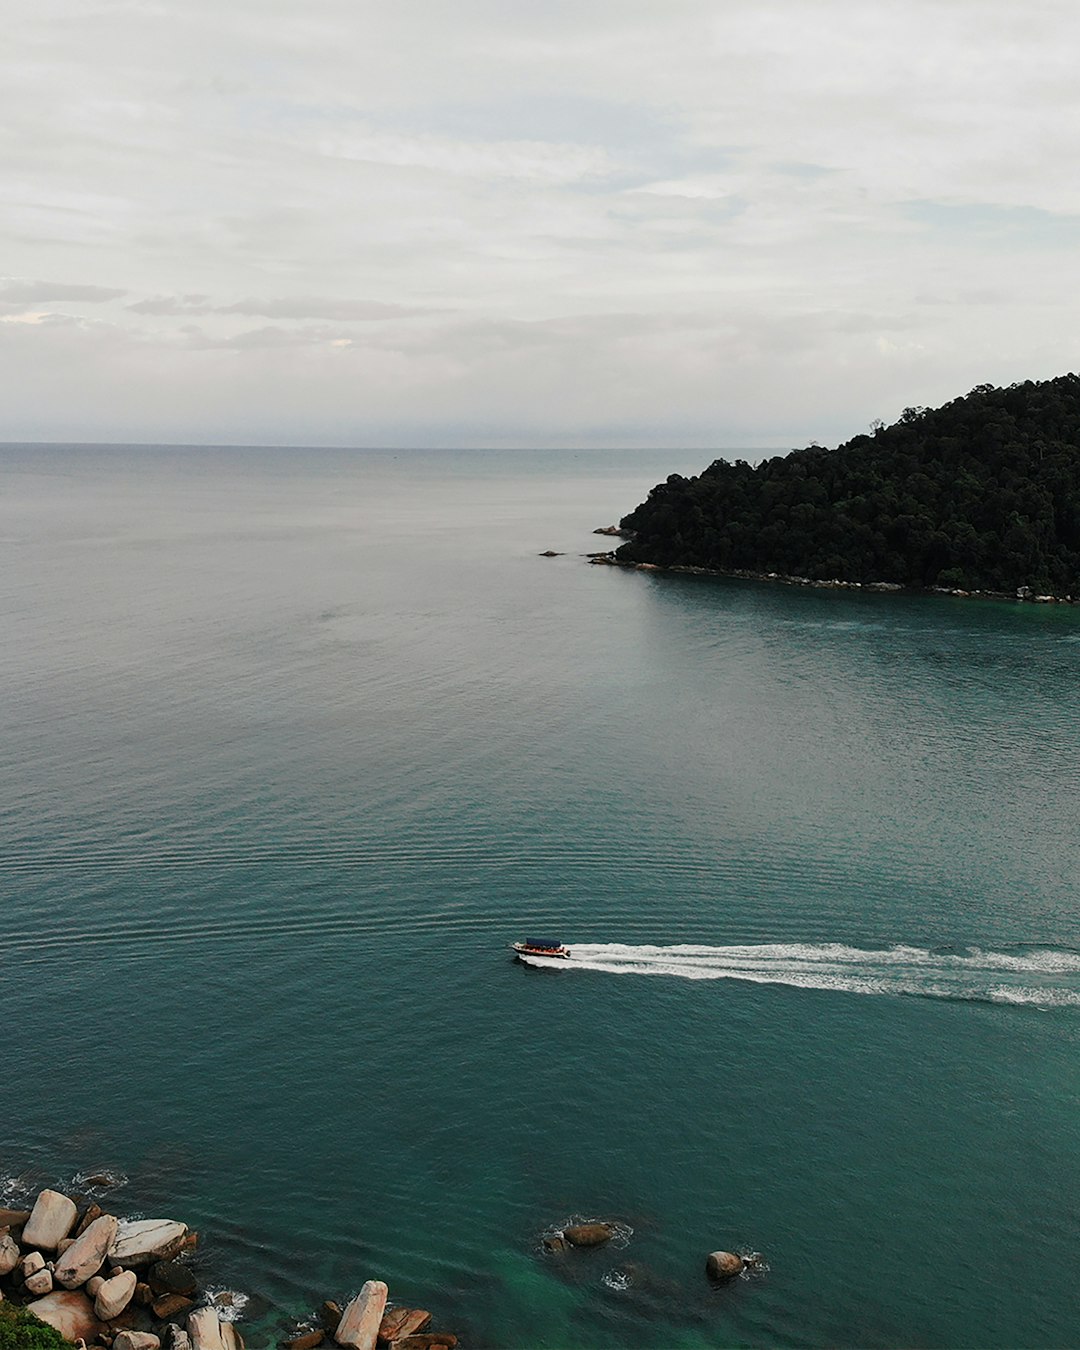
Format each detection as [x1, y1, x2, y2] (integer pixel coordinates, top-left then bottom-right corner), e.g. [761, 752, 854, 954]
[183, 323, 359, 350]
[217, 297, 437, 321]
[0, 280, 125, 310]
[127, 294, 214, 315]
[4, 0, 1080, 443]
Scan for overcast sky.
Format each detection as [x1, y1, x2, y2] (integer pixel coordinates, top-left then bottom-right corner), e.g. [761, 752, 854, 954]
[4, 0, 1080, 448]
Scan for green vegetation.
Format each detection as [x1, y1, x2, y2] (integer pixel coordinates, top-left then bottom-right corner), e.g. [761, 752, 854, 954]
[0, 1303, 70, 1350]
[616, 375, 1080, 595]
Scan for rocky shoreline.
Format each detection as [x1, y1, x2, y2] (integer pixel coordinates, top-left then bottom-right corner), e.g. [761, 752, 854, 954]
[2, 1185, 763, 1350]
[0, 1188, 456, 1350]
[586, 529, 1079, 604]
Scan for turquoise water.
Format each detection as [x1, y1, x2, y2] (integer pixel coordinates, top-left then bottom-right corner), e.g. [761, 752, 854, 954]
[2, 445, 1079, 1349]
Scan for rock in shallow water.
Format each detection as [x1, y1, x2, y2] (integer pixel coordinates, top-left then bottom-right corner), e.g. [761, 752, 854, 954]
[334, 1281, 388, 1350]
[284, 1332, 324, 1350]
[378, 1309, 431, 1342]
[563, 1223, 615, 1248]
[705, 1250, 744, 1281]
[319, 1303, 343, 1333]
[188, 1306, 242, 1350]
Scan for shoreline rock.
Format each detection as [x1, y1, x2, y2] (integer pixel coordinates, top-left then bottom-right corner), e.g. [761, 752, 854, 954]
[23, 1191, 78, 1251]
[112, 1219, 189, 1269]
[587, 552, 1078, 604]
[55, 1214, 119, 1289]
[333, 1280, 387, 1350]
[8, 1180, 728, 1349]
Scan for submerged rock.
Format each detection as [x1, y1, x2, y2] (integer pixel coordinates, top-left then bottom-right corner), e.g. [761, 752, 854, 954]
[334, 1280, 388, 1350]
[283, 1332, 324, 1350]
[705, 1250, 744, 1281]
[23, 1191, 78, 1251]
[77, 1171, 126, 1190]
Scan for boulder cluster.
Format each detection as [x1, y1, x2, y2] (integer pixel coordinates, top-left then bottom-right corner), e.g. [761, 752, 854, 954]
[284, 1285, 456, 1350]
[0, 1189, 222, 1350]
[541, 1220, 762, 1288]
[1, 1187, 456, 1350]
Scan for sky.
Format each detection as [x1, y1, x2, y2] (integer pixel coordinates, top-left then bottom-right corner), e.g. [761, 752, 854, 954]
[4, 0, 1080, 448]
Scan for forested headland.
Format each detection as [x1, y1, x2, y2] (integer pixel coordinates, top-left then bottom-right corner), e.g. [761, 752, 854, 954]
[615, 375, 1080, 597]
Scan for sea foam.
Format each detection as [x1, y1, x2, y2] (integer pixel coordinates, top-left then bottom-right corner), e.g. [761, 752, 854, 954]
[523, 942, 1080, 1007]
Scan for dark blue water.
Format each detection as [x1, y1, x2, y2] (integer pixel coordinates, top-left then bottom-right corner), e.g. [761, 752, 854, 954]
[2, 445, 1079, 1348]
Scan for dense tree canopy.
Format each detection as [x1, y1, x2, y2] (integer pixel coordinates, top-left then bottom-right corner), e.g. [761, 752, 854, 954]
[615, 375, 1080, 595]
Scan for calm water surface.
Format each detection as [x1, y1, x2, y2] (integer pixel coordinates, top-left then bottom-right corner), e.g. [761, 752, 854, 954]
[2, 445, 1079, 1349]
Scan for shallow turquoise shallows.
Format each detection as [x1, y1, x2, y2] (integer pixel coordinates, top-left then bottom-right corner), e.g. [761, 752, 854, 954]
[2, 445, 1079, 1350]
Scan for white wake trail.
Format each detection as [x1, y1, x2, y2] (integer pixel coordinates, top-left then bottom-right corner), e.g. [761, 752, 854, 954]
[521, 942, 1080, 1007]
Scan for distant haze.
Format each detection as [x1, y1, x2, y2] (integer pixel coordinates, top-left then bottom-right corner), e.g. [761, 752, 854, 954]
[4, 1, 1079, 448]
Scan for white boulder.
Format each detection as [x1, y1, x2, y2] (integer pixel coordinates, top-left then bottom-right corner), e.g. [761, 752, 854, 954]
[114, 1334, 161, 1350]
[22, 1252, 46, 1278]
[54, 1213, 119, 1288]
[110, 1218, 188, 1268]
[188, 1307, 242, 1350]
[334, 1282, 388, 1350]
[0, 1235, 18, 1275]
[95, 1268, 137, 1320]
[23, 1191, 77, 1251]
[25, 1268, 54, 1296]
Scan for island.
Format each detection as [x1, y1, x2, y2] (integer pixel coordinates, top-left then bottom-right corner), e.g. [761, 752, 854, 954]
[610, 375, 1080, 599]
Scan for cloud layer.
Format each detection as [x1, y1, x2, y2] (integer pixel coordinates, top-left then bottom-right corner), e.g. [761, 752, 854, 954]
[3, 0, 1079, 446]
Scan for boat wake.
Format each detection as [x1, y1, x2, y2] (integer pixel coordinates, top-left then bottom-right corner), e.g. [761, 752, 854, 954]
[528, 943, 1080, 1007]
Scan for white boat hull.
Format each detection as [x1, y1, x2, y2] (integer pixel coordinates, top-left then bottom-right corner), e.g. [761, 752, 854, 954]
[511, 942, 571, 965]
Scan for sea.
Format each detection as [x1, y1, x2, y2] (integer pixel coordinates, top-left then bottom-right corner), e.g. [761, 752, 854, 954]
[2, 444, 1079, 1350]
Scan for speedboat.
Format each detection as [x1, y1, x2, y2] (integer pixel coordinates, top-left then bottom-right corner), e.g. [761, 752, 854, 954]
[511, 938, 572, 961]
